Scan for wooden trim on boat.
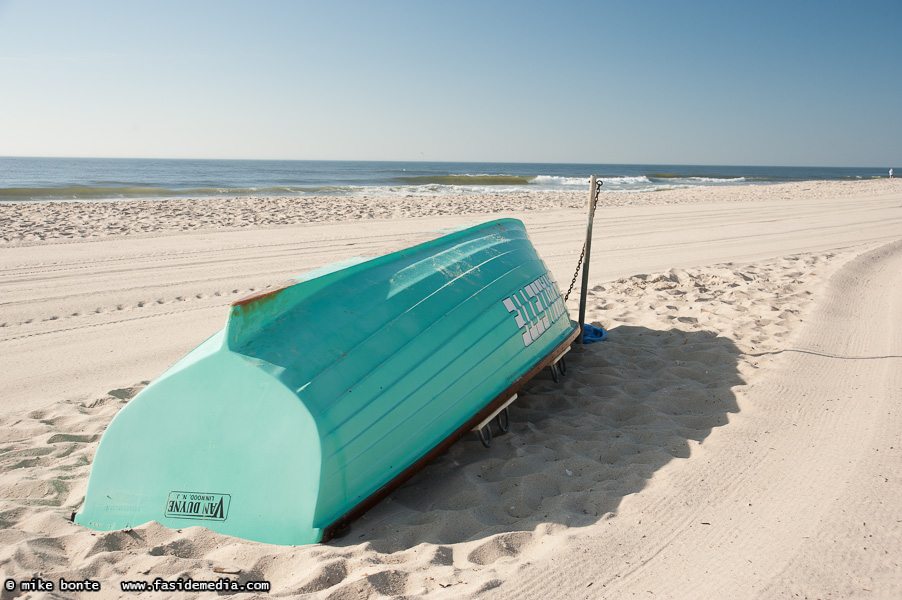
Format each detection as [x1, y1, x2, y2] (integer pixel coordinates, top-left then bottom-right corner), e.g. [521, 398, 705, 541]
[321, 321, 581, 542]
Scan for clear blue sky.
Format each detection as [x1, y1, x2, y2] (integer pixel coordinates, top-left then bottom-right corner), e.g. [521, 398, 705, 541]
[1, 0, 899, 166]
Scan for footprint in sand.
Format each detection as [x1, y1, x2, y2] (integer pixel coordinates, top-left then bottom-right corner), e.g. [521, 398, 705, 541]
[466, 532, 534, 565]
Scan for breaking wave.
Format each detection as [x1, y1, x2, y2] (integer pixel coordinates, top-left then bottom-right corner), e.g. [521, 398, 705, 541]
[394, 174, 535, 186]
[0, 185, 354, 202]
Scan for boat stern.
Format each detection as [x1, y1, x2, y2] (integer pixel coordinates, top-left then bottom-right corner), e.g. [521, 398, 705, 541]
[74, 331, 325, 546]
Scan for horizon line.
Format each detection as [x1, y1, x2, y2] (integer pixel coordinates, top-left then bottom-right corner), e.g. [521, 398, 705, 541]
[0, 155, 890, 170]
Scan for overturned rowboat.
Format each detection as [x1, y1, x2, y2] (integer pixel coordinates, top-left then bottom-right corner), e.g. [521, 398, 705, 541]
[74, 218, 579, 545]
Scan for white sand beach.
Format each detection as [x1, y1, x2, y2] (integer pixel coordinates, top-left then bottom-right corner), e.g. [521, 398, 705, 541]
[2, 179, 901, 599]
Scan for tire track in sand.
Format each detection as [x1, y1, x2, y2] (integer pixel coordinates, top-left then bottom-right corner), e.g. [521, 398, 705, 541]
[502, 239, 902, 600]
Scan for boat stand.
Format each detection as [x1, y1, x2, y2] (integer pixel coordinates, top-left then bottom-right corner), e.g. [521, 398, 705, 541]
[549, 346, 571, 383]
[473, 394, 517, 448]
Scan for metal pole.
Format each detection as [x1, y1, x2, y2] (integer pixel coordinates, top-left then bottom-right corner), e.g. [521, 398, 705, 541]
[576, 175, 597, 343]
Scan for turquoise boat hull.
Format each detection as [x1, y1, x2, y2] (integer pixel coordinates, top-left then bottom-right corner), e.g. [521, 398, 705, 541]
[74, 218, 578, 545]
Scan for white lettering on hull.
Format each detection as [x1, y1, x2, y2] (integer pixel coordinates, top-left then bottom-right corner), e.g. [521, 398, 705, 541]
[502, 273, 567, 347]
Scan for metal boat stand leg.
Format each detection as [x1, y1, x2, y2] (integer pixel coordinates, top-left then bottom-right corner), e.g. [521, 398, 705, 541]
[496, 407, 510, 434]
[548, 346, 571, 383]
[477, 425, 493, 448]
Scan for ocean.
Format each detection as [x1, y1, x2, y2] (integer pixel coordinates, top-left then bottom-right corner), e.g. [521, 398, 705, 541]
[0, 157, 888, 203]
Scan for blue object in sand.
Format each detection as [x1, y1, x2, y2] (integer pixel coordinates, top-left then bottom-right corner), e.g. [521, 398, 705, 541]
[582, 324, 607, 343]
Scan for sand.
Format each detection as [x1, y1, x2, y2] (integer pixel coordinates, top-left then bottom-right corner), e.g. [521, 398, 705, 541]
[1, 179, 901, 598]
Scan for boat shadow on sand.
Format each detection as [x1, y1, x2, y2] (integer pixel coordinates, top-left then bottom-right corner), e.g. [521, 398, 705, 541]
[333, 324, 743, 553]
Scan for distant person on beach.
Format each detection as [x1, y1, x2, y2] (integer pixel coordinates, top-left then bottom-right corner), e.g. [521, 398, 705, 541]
[891, 168, 894, 179]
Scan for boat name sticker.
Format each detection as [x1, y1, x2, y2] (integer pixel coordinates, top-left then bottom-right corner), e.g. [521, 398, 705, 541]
[165, 491, 231, 521]
[502, 273, 567, 347]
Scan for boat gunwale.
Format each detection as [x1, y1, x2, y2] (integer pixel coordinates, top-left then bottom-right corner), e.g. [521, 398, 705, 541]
[320, 319, 581, 543]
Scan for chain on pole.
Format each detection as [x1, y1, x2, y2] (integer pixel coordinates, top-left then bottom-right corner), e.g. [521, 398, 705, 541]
[564, 177, 602, 302]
